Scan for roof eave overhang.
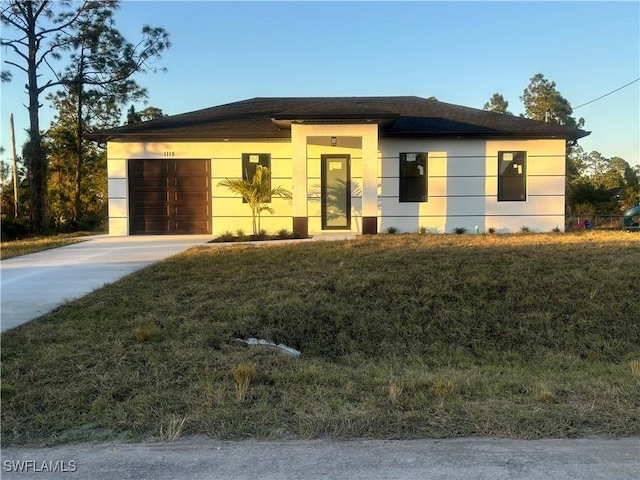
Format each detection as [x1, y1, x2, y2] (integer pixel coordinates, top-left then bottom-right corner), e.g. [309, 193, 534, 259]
[89, 129, 591, 143]
[88, 132, 292, 143]
[381, 130, 591, 141]
[271, 114, 398, 130]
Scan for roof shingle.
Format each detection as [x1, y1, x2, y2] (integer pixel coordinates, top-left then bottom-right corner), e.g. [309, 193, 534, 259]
[92, 96, 590, 141]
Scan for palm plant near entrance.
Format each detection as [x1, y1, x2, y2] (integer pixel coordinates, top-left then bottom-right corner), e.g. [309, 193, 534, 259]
[218, 166, 292, 236]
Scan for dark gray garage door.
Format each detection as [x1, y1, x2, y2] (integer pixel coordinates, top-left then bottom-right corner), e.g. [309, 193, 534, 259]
[128, 159, 211, 234]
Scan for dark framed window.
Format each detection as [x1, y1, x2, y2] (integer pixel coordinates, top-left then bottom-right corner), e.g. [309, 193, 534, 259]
[399, 152, 428, 202]
[498, 151, 526, 201]
[242, 153, 271, 202]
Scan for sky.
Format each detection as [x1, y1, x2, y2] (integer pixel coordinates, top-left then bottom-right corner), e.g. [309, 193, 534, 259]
[1, 1, 639, 168]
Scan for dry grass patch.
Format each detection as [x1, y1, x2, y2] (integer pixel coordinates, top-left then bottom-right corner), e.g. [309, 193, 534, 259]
[1, 231, 639, 445]
[158, 414, 189, 442]
[231, 363, 255, 402]
[1, 232, 95, 259]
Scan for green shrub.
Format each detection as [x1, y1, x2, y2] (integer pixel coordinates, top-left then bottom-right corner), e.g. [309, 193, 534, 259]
[277, 228, 291, 239]
[215, 231, 235, 242]
[235, 229, 247, 241]
[1, 217, 30, 241]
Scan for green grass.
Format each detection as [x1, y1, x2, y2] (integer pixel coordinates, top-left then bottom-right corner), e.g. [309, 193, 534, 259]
[1, 231, 639, 445]
[0, 232, 94, 259]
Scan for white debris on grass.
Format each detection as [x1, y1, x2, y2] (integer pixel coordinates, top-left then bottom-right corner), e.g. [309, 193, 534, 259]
[241, 337, 301, 357]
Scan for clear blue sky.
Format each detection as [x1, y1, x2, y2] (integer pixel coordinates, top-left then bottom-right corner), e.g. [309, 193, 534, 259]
[2, 1, 639, 167]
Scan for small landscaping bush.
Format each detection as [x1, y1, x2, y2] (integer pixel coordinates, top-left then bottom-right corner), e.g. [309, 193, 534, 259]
[217, 231, 236, 242]
[211, 229, 302, 243]
[276, 228, 290, 239]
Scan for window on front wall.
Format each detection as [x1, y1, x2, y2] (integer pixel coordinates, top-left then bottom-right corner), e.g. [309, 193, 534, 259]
[242, 153, 271, 202]
[498, 151, 526, 201]
[399, 152, 428, 202]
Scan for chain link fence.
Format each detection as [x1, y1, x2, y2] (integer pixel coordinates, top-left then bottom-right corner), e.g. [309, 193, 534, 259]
[565, 215, 626, 231]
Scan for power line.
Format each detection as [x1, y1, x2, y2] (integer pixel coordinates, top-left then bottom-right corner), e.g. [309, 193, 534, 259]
[573, 77, 640, 110]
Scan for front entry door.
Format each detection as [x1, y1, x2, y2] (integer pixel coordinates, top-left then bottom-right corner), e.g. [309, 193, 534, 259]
[321, 154, 351, 230]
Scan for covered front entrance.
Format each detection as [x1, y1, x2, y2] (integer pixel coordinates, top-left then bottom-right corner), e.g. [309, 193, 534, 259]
[321, 154, 351, 230]
[128, 159, 211, 234]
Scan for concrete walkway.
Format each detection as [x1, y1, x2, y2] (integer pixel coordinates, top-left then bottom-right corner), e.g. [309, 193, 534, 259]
[1, 436, 638, 479]
[0, 235, 212, 332]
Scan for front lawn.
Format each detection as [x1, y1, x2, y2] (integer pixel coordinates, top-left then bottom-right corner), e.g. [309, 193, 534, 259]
[1, 231, 639, 445]
[0, 232, 95, 260]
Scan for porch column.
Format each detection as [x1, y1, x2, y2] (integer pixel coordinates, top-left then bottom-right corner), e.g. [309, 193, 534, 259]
[106, 143, 129, 236]
[361, 124, 379, 234]
[291, 124, 308, 237]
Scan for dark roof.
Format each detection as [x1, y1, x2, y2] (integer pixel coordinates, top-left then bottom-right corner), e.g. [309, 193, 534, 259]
[91, 96, 590, 142]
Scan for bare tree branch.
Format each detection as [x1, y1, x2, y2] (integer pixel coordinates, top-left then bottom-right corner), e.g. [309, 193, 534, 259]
[4, 60, 28, 74]
[1, 39, 29, 62]
[38, 2, 90, 38]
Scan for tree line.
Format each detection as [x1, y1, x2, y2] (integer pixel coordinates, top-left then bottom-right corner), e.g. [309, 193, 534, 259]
[1, 0, 169, 238]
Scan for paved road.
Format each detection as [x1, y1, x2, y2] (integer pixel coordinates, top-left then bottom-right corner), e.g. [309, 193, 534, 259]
[0, 235, 211, 332]
[1, 436, 638, 479]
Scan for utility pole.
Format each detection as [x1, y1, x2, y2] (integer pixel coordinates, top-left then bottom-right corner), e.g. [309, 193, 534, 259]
[10, 113, 19, 217]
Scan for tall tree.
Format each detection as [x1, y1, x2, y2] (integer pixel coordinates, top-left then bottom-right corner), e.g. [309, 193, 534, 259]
[582, 150, 610, 180]
[0, 157, 12, 216]
[1, 1, 83, 233]
[566, 144, 586, 186]
[567, 150, 640, 214]
[520, 73, 584, 128]
[47, 2, 169, 224]
[126, 105, 167, 124]
[483, 93, 512, 115]
[45, 96, 107, 230]
[1, 1, 170, 232]
[520, 73, 588, 217]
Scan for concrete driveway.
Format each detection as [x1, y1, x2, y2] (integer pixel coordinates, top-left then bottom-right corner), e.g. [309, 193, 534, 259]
[0, 235, 211, 332]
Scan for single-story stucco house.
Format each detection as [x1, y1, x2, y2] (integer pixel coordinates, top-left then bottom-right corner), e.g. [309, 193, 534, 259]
[93, 96, 589, 236]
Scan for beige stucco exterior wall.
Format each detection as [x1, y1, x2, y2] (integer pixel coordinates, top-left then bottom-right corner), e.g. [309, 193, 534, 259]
[107, 134, 566, 236]
[106, 140, 293, 236]
[378, 138, 567, 233]
[291, 123, 379, 234]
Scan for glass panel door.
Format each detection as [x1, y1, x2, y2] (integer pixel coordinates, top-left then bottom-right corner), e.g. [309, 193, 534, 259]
[321, 155, 351, 229]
